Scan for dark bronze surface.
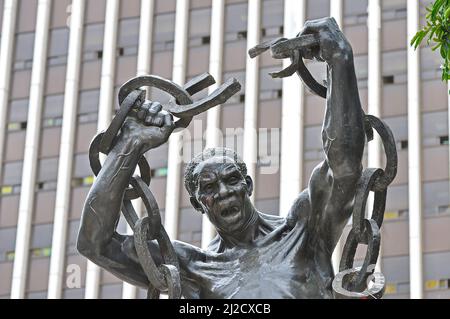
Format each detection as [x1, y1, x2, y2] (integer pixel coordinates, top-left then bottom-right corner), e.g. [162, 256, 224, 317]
[77, 17, 397, 299]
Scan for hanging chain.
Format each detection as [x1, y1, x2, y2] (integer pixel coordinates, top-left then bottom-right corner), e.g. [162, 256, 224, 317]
[87, 73, 241, 298]
[250, 35, 399, 299]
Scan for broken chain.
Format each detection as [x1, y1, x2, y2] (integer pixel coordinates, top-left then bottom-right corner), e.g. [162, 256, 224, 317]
[250, 34, 398, 299]
[88, 72, 241, 298]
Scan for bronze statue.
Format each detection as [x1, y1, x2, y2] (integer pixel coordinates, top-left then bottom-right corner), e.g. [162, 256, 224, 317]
[77, 18, 397, 299]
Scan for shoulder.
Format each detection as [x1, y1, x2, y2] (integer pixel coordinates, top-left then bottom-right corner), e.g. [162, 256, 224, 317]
[285, 189, 311, 226]
[172, 240, 206, 264]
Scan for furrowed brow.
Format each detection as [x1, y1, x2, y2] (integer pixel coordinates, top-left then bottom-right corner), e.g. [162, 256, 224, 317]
[220, 165, 240, 177]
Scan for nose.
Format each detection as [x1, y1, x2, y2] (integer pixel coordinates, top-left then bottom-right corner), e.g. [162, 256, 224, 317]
[216, 181, 229, 199]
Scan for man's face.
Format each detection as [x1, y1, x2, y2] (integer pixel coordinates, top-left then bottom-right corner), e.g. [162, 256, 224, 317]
[192, 156, 253, 234]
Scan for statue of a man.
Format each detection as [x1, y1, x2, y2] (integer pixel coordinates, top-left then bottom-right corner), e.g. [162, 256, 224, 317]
[77, 18, 365, 298]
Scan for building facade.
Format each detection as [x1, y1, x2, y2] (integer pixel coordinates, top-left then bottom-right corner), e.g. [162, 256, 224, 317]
[0, 0, 449, 299]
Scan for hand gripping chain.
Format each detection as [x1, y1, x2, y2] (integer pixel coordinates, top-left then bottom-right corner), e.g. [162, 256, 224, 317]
[250, 35, 398, 299]
[88, 73, 241, 298]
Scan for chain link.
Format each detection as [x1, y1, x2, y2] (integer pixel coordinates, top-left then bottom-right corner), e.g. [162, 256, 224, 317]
[87, 73, 240, 299]
[332, 114, 398, 299]
[249, 35, 399, 299]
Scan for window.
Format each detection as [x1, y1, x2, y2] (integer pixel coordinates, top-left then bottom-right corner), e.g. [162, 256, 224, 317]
[384, 209, 408, 220]
[384, 283, 397, 294]
[30, 224, 53, 250]
[201, 36, 210, 45]
[344, 0, 368, 18]
[237, 30, 247, 40]
[71, 176, 94, 187]
[262, 0, 283, 36]
[48, 28, 69, 65]
[8, 99, 29, 123]
[78, 90, 100, 115]
[255, 198, 279, 215]
[383, 75, 395, 84]
[178, 207, 202, 246]
[30, 247, 51, 258]
[153, 13, 176, 50]
[382, 50, 407, 80]
[424, 181, 450, 216]
[189, 8, 211, 44]
[307, 0, 330, 20]
[152, 168, 168, 178]
[7, 122, 27, 131]
[118, 18, 139, 50]
[382, 255, 410, 286]
[78, 112, 98, 124]
[14, 32, 35, 69]
[37, 157, 59, 183]
[100, 284, 122, 299]
[83, 23, 104, 59]
[440, 136, 449, 145]
[0, 227, 17, 258]
[0, 185, 21, 196]
[26, 291, 47, 299]
[225, 3, 248, 37]
[438, 205, 450, 215]
[399, 140, 408, 149]
[43, 94, 64, 127]
[424, 252, 450, 292]
[2, 161, 23, 186]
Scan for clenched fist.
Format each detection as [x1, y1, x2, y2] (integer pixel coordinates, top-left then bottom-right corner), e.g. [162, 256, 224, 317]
[121, 100, 175, 154]
[297, 17, 353, 65]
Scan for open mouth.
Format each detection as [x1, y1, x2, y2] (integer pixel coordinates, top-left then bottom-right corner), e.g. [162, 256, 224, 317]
[221, 205, 240, 217]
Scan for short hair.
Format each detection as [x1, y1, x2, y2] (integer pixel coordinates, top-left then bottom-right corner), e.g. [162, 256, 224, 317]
[184, 147, 247, 197]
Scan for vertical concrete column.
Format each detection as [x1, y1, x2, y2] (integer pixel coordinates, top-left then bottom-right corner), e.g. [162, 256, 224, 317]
[242, 0, 261, 203]
[330, 0, 343, 27]
[122, 0, 155, 299]
[48, 0, 86, 299]
[0, 0, 18, 180]
[279, 0, 305, 218]
[11, 0, 52, 299]
[164, 0, 189, 239]
[201, 0, 225, 249]
[85, 0, 120, 299]
[407, 0, 423, 300]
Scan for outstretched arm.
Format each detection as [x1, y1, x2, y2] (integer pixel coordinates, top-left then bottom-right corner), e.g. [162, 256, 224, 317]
[77, 102, 174, 288]
[291, 18, 365, 253]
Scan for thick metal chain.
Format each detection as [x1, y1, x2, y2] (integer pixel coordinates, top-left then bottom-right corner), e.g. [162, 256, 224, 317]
[249, 36, 398, 299]
[332, 115, 397, 299]
[87, 73, 240, 299]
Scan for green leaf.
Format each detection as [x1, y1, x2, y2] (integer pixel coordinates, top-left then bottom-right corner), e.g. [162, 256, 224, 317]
[445, 7, 450, 19]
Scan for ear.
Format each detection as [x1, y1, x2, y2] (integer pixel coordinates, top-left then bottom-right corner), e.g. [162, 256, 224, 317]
[190, 197, 204, 214]
[245, 175, 253, 197]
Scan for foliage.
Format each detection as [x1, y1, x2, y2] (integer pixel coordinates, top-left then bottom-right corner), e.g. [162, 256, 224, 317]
[410, 0, 450, 83]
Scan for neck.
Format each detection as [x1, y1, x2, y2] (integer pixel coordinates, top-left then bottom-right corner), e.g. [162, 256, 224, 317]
[216, 201, 260, 248]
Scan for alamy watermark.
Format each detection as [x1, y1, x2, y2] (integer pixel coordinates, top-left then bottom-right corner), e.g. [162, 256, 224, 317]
[171, 119, 281, 175]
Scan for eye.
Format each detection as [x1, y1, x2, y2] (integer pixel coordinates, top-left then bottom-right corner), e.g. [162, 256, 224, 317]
[203, 184, 214, 193]
[228, 176, 239, 184]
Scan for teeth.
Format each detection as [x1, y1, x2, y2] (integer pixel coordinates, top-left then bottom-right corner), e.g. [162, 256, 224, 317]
[223, 206, 239, 216]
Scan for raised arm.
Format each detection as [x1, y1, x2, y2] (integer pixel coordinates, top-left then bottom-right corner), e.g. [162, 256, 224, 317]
[77, 102, 174, 288]
[292, 18, 365, 253]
